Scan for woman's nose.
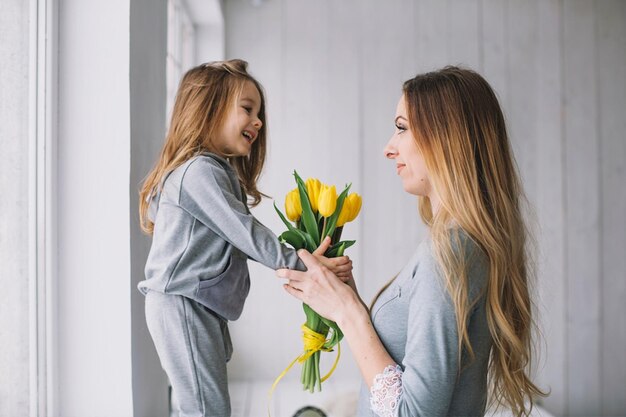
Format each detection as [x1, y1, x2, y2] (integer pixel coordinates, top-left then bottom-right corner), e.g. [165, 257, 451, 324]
[383, 137, 397, 159]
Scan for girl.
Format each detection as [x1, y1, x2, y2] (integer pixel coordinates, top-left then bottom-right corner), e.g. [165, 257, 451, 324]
[278, 66, 547, 416]
[138, 59, 351, 417]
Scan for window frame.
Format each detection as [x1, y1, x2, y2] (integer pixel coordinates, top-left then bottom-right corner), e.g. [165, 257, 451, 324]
[28, 0, 58, 415]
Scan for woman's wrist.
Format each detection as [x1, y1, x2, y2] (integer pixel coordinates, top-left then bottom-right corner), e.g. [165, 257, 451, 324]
[336, 292, 369, 332]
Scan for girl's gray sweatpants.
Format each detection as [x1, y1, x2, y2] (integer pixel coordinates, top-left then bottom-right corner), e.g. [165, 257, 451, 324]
[145, 291, 233, 417]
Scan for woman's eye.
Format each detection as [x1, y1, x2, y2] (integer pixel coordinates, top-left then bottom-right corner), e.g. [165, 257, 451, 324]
[395, 123, 406, 132]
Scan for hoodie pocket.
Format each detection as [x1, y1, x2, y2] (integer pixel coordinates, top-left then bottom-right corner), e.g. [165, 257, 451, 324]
[196, 251, 250, 321]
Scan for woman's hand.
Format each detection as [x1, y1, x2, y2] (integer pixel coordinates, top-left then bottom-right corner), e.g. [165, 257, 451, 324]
[311, 236, 353, 280]
[277, 248, 360, 325]
[280, 248, 396, 391]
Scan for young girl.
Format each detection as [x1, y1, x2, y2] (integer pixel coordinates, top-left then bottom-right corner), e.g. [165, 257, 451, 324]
[138, 60, 351, 417]
[278, 66, 547, 416]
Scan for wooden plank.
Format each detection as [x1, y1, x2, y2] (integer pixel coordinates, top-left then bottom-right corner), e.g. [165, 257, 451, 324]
[563, 1, 601, 414]
[360, 0, 424, 304]
[597, 1, 626, 415]
[507, 0, 538, 206]
[223, 0, 300, 383]
[481, 0, 508, 114]
[417, 0, 449, 71]
[533, 0, 566, 414]
[229, 380, 251, 417]
[447, 0, 481, 70]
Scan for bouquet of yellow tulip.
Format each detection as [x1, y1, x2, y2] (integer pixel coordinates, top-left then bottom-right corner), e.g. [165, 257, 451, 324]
[274, 171, 361, 393]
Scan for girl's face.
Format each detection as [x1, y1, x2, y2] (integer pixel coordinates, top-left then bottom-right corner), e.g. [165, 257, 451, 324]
[213, 80, 263, 157]
[383, 94, 433, 198]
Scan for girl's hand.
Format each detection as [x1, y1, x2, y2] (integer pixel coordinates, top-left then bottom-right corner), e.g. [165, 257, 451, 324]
[277, 249, 359, 325]
[311, 236, 353, 280]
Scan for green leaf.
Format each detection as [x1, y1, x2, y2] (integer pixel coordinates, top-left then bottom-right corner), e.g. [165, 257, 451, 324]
[303, 303, 319, 329]
[321, 184, 351, 240]
[320, 317, 343, 348]
[274, 202, 296, 232]
[324, 240, 355, 257]
[301, 232, 317, 252]
[294, 171, 320, 245]
[279, 230, 306, 250]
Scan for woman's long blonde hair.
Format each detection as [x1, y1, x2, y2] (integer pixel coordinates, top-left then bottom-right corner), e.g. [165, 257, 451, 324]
[139, 59, 268, 234]
[403, 66, 546, 415]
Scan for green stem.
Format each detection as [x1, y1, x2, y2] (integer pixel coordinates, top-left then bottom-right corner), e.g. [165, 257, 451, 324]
[309, 356, 316, 392]
[315, 351, 321, 391]
[321, 217, 328, 242]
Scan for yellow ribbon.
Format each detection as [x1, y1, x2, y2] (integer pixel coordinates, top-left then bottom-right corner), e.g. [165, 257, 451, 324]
[267, 324, 341, 416]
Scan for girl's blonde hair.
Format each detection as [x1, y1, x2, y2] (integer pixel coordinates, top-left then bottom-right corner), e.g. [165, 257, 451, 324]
[139, 59, 267, 234]
[402, 66, 546, 415]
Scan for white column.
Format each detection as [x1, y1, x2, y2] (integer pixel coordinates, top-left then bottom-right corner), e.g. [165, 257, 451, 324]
[57, 0, 133, 414]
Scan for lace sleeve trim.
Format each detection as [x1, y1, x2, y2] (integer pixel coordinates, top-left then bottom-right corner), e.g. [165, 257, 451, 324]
[369, 364, 404, 417]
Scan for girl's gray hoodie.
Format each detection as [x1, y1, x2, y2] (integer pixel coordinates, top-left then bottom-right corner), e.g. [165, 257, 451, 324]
[138, 153, 304, 320]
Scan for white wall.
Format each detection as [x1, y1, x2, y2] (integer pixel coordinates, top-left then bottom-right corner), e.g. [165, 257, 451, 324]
[57, 0, 169, 415]
[0, 0, 32, 414]
[223, 1, 626, 416]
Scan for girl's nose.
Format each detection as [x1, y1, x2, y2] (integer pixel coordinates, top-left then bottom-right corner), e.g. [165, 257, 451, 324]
[252, 118, 262, 129]
[383, 137, 397, 159]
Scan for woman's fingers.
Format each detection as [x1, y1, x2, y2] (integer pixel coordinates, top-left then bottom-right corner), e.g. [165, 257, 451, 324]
[283, 283, 304, 301]
[276, 267, 307, 282]
[296, 249, 323, 270]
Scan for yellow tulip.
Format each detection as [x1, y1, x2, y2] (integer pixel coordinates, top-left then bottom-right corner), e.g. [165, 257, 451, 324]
[336, 198, 352, 227]
[285, 188, 302, 222]
[305, 178, 321, 213]
[318, 184, 337, 218]
[346, 193, 362, 222]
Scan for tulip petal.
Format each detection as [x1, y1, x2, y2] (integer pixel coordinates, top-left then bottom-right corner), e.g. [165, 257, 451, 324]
[321, 184, 351, 240]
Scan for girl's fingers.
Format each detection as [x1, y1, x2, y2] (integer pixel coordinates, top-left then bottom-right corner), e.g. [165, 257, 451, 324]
[336, 271, 352, 280]
[334, 256, 350, 265]
[336, 261, 353, 271]
[312, 236, 332, 256]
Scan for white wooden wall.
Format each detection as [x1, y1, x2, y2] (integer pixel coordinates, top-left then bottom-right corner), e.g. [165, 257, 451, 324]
[0, 1, 32, 414]
[222, 1, 626, 416]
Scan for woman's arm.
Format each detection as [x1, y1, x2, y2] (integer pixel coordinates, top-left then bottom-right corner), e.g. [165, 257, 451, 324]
[277, 249, 396, 388]
[279, 244, 481, 417]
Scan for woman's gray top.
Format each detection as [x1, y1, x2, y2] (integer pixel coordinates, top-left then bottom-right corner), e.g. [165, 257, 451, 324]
[356, 232, 492, 416]
[138, 153, 304, 321]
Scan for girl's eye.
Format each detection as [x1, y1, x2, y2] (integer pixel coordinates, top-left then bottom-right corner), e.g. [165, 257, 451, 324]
[243, 106, 252, 114]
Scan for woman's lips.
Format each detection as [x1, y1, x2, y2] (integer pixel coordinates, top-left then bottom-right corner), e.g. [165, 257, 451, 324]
[396, 163, 406, 174]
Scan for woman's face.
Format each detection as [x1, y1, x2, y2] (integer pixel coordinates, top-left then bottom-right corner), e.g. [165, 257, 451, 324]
[383, 94, 432, 197]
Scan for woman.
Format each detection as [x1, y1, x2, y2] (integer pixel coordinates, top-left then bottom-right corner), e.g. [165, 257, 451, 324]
[277, 66, 546, 416]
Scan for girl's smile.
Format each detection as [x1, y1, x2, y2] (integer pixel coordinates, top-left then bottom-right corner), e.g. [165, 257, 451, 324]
[213, 80, 263, 157]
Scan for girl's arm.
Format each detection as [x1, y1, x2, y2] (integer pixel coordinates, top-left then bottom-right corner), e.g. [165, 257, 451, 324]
[179, 157, 351, 276]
